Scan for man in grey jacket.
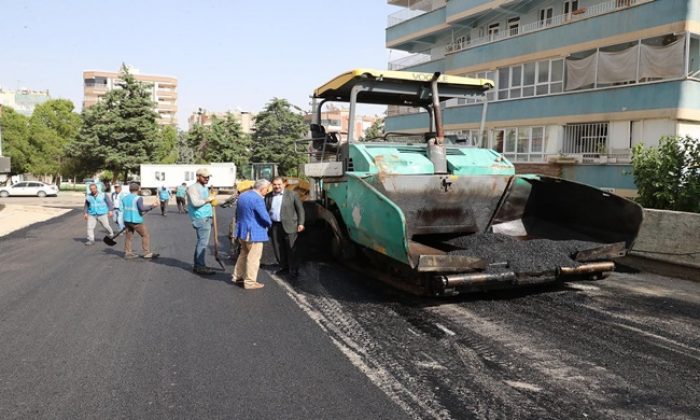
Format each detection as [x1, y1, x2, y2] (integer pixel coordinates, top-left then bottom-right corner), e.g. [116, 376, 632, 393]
[265, 177, 305, 279]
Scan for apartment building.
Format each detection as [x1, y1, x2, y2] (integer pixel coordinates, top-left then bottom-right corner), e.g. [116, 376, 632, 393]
[83, 68, 178, 126]
[385, 0, 700, 196]
[187, 109, 257, 134]
[0, 86, 50, 116]
[305, 105, 380, 141]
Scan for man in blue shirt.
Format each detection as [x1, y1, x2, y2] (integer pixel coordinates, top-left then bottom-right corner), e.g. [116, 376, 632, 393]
[122, 183, 157, 259]
[83, 183, 114, 246]
[233, 179, 272, 289]
[158, 186, 171, 216]
[175, 183, 187, 214]
[187, 168, 217, 275]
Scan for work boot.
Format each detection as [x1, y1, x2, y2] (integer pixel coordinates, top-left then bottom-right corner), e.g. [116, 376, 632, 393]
[85, 240, 95, 246]
[194, 266, 215, 275]
[125, 253, 138, 260]
[244, 282, 264, 290]
[143, 253, 154, 259]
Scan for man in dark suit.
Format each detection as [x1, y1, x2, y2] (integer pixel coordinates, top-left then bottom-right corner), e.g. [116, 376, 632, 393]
[265, 176, 305, 279]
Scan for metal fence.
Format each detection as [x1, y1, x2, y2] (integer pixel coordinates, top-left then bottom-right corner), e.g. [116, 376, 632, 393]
[387, 0, 446, 27]
[563, 122, 609, 154]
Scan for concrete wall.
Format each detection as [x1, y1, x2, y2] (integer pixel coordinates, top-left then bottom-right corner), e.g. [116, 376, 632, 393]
[631, 209, 700, 269]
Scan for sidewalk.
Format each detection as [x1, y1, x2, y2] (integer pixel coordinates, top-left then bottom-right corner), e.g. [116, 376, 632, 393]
[0, 204, 71, 237]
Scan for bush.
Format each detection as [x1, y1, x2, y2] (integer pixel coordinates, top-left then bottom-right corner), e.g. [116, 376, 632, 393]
[632, 136, 700, 213]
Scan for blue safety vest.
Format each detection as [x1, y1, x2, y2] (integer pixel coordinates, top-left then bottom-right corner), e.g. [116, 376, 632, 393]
[86, 193, 109, 216]
[122, 193, 143, 224]
[188, 184, 212, 220]
[176, 185, 187, 198]
[159, 189, 170, 201]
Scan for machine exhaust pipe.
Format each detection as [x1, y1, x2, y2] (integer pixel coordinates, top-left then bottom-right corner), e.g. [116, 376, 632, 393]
[428, 72, 447, 174]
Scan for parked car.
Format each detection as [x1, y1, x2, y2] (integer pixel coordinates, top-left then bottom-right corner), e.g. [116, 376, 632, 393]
[0, 181, 59, 197]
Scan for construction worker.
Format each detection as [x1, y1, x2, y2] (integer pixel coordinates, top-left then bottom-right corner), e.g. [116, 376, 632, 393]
[187, 168, 217, 275]
[175, 182, 187, 214]
[111, 183, 129, 231]
[122, 183, 157, 259]
[158, 186, 171, 216]
[83, 183, 114, 246]
[233, 179, 272, 290]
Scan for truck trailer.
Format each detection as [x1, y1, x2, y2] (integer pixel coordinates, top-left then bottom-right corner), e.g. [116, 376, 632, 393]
[138, 163, 236, 195]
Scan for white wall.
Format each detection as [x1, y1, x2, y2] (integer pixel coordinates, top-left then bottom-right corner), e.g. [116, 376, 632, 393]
[631, 119, 676, 147]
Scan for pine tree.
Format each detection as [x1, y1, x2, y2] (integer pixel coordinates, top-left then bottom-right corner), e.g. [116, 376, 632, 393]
[68, 65, 160, 182]
[251, 98, 307, 176]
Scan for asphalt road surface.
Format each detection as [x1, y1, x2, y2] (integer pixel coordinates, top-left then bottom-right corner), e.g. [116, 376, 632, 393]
[1, 204, 698, 419]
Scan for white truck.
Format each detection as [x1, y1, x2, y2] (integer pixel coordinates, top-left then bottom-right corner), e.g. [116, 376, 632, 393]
[138, 163, 236, 196]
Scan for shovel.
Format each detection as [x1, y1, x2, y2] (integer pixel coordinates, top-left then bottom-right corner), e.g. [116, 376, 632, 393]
[211, 199, 226, 271]
[103, 227, 127, 246]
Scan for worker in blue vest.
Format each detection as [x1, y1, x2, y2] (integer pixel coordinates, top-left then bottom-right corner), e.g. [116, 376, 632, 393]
[187, 168, 218, 275]
[158, 186, 171, 216]
[175, 183, 187, 214]
[83, 183, 114, 246]
[122, 183, 158, 259]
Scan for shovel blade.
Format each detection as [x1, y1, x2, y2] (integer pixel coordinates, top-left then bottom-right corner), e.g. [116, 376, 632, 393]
[103, 236, 118, 246]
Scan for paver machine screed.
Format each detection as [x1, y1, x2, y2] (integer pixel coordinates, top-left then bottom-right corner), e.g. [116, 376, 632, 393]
[300, 69, 643, 296]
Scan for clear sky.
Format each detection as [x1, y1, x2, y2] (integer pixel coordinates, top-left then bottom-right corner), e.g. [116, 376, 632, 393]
[1, 0, 399, 128]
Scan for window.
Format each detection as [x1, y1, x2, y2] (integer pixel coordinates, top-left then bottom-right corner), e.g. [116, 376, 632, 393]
[155, 171, 166, 181]
[563, 123, 609, 154]
[508, 17, 520, 36]
[539, 8, 553, 26]
[536, 60, 550, 95]
[523, 62, 536, 97]
[185, 171, 195, 182]
[564, 0, 579, 15]
[550, 59, 564, 93]
[29, 182, 42, 187]
[495, 127, 547, 162]
[498, 68, 509, 100]
[12, 182, 27, 188]
[488, 23, 500, 41]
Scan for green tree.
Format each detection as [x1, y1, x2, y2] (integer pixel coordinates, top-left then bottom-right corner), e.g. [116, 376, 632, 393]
[252, 98, 307, 176]
[156, 125, 179, 164]
[362, 117, 384, 141]
[27, 99, 81, 182]
[632, 136, 700, 213]
[0, 107, 31, 174]
[68, 65, 160, 182]
[186, 113, 252, 169]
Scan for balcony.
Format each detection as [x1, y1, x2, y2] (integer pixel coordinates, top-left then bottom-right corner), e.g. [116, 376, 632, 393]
[388, 51, 433, 70]
[445, 0, 651, 56]
[387, 0, 446, 27]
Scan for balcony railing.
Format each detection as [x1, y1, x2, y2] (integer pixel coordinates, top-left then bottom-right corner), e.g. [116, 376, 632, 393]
[445, 0, 648, 55]
[388, 51, 433, 70]
[387, 0, 445, 27]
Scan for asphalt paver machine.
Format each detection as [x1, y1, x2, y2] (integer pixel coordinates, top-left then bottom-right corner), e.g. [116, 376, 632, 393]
[301, 69, 643, 296]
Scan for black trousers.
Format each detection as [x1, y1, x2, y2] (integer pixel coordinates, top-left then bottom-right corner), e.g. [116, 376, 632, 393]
[270, 222, 298, 274]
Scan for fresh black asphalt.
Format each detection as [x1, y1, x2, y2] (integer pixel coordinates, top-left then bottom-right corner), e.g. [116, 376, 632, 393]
[0, 207, 404, 419]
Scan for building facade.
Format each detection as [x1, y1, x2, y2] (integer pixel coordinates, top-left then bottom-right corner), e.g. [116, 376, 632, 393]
[0, 86, 50, 116]
[385, 0, 700, 196]
[83, 68, 178, 126]
[305, 105, 380, 141]
[187, 109, 257, 134]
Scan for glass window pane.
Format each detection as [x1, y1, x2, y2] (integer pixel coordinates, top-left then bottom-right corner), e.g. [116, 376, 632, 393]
[530, 154, 544, 162]
[531, 127, 544, 152]
[536, 84, 548, 95]
[493, 130, 505, 152]
[498, 68, 509, 89]
[550, 82, 563, 93]
[505, 128, 516, 152]
[510, 88, 521, 98]
[537, 60, 549, 83]
[504, 153, 515, 161]
[523, 86, 535, 97]
[511, 66, 522, 86]
[523, 63, 536, 85]
[498, 90, 508, 100]
[551, 59, 564, 81]
[517, 128, 529, 153]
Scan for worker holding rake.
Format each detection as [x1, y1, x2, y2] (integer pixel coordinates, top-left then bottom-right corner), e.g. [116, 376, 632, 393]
[122, 183, 158, 259]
